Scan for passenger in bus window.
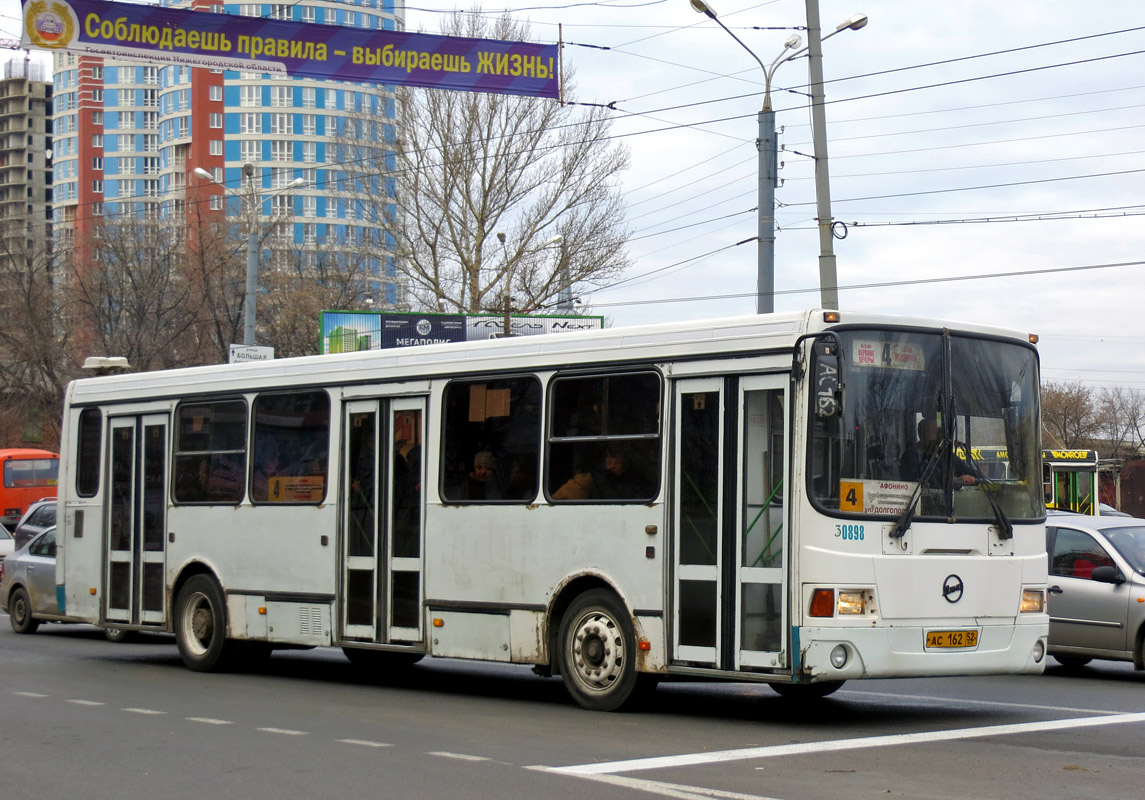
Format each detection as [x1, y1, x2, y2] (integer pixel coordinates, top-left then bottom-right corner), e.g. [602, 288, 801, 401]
[504, 457, 537, 500]
[900, 418, 976, 487]
[458, 451, 497, 500]
[552, 445, 647, 501]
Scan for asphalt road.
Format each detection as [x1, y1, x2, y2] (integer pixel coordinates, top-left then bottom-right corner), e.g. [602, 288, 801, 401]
[1, 620, 1142, 800]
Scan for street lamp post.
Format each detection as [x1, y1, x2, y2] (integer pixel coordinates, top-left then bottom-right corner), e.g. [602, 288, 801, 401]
[690, 0, 866, 312]
[193, 164, 307, 346]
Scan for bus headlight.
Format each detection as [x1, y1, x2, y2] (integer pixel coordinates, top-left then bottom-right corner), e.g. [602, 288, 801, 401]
[1020, 589, 1045, 613]
[830, 644, 849, 668]
[837, 591, 866, 615]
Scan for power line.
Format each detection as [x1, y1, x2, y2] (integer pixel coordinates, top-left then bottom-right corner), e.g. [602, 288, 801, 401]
[587, 258, 1145, 307]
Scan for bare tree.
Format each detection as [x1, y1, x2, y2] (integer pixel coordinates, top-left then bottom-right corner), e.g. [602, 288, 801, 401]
[1092, 386, 1145, 459]
[259, 241, 378, 357]
[71, 214, 206, 372]
[340, 11, 630, 315]
[1041, 380, 1100, 449]
[185, 199, 247, 364]
[0, 216, 76, 446]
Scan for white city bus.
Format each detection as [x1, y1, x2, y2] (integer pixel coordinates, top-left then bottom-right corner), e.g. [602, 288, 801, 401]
[56, 310, 1049, 710]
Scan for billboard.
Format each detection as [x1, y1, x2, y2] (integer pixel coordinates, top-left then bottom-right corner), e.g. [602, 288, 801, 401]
[320, 310, 603, 354]
[22, 0, 560, 99]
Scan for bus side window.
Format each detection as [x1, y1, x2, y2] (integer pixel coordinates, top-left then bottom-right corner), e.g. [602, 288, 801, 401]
[173, 400, 248, 504]
[250, 391, 331, 504]
[547, 371, 662, 503]
[440, 376, 541, 504]
[77, 408, 102, 497]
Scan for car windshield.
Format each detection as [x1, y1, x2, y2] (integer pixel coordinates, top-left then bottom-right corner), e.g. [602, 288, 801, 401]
[809, 329, 1041, 521]
[0, 527, 11, 540]
[1101, 525, 1145, 574]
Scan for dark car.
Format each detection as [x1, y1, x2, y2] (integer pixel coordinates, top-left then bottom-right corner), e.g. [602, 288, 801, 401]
[1, 526, 129, 641]
[12, 498, 56, 551]
[1045, 511, 1145, 669]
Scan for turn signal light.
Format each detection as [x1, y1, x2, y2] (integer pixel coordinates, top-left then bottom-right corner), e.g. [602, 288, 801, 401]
[809, 588, 835, 617]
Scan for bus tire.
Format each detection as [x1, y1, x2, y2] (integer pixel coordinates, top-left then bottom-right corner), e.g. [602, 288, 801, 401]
[104, 626, 133, 643]
[770, 680, 845, 699]
[8, 587, 39, 634]
[175, 575, 235, 672]
[558, 589, 638, 711]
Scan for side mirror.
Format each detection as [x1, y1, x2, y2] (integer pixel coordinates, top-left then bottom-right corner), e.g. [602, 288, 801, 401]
[813, 341, 842, 418]
[1089, 565, 1125, 584]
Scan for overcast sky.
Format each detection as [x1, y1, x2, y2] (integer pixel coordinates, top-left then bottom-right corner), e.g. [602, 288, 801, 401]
[5, 1, 1144, 392]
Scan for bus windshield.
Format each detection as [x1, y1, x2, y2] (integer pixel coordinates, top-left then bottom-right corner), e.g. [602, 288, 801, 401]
[810, 329, 1041, 521]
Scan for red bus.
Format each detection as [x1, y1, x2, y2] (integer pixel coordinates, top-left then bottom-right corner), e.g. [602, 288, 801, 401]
[0, 449, 59, 528]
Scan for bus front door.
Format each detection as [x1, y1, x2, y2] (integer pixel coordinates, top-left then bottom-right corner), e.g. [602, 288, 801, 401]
[672, 375, 789, 672]
[105, 414, 169, 627]
[341, 398, 426, 646]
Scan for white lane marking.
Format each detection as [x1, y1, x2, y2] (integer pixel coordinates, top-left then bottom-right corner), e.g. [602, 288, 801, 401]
[544, 711, 1145, 775]
[531, 771, 785, 800]
[338, 739, 393, 749]
[66, 699, 105, 706]
[428, 751, 491, 762]
[123, 707, 166, 715]
[840, 688, 1123, 716]
[257, 727, 308, 736]
[12, 691, 49, 698]
[187, 717, 233, 725]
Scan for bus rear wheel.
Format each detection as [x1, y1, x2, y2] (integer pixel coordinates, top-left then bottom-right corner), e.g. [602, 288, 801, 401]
[558, 589, 638, 711]
[175, 575, 236, 672]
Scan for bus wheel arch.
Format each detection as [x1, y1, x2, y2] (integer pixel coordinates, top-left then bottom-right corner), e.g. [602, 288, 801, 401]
[545, 573, 623, 674]
[554, 584, 641, 711]
[173, 569, 237, 672]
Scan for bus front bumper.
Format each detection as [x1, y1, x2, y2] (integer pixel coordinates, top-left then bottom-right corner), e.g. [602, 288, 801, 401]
[796, 620, 1048, 681]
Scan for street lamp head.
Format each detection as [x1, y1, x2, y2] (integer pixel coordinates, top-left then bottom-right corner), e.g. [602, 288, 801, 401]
[783, 34, 802, 50]
[689, 0, 717, 19]
[837, 13, 868, 32]
[287, 177, 308, 189]
[540, 234, 563, 247]
[192, 167, 214, 182]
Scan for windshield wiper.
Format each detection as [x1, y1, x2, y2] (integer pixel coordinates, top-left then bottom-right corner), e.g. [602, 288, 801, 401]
[890, 438, 949, 539]
[962, 457, 1014, 540]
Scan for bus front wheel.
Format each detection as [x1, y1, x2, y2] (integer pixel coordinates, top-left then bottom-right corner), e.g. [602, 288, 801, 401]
[175, 575, 236, 672]
[558, 589, 639, 712]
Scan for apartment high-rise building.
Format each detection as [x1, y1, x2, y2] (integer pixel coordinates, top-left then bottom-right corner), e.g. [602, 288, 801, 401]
[0, 57, 52, 243]
[51, 0, 403, 308]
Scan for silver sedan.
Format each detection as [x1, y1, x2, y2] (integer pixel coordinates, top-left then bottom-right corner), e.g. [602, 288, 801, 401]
[1, 526, 129, 641]
[1046, 512, 1145, 669]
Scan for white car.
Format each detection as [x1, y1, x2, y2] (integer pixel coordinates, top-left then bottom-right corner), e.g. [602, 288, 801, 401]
[0, 526, 14, 559]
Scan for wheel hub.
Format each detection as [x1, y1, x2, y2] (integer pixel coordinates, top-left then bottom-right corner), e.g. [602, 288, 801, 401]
[571, 612, 624, 691]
